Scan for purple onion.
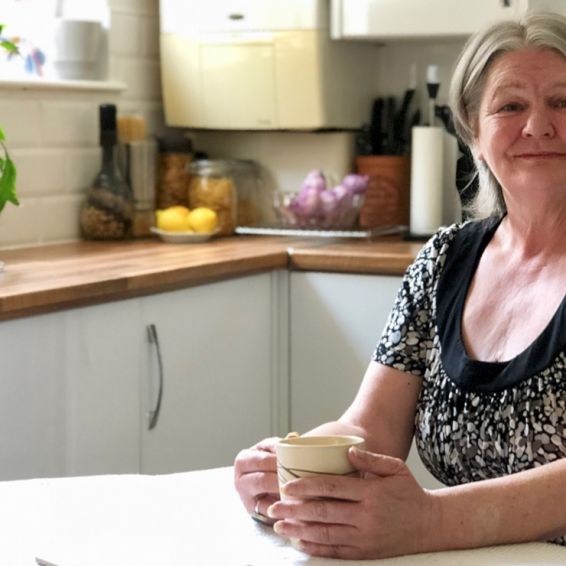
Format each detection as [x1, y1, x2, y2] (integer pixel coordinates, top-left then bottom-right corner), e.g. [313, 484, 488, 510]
[341, 174, 369, 195]
[300, 169, 326, 194]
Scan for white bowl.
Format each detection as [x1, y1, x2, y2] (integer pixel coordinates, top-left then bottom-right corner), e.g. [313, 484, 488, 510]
[150, 227, 216, 244]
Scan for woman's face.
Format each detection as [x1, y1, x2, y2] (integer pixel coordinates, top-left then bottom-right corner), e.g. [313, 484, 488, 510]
[475, 48, 566, 200]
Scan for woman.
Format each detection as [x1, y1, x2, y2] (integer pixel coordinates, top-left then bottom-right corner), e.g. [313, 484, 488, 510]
[234, 12, 566, 559]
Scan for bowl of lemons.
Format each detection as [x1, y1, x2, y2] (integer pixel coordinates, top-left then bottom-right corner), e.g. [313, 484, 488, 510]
[151, 205, 219, 243]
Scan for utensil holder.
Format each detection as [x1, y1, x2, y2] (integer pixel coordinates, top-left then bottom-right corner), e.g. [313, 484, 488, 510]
[356, 155, 410, 229]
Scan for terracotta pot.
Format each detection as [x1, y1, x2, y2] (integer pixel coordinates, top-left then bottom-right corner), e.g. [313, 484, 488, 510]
[356, 155, 410, 229]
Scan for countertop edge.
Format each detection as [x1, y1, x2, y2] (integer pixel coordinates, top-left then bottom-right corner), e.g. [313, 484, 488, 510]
[0, 237, 419, 321]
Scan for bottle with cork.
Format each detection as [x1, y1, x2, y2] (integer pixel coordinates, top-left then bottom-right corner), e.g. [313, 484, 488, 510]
[80, 103, 133, 240]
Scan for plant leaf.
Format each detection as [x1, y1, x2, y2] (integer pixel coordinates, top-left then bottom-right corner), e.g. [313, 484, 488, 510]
[0, 40, 18, 55]
[0, 154, 18, 213]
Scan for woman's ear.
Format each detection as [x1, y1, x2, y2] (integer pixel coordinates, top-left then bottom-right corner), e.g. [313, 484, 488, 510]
[471, 145, 484, 163]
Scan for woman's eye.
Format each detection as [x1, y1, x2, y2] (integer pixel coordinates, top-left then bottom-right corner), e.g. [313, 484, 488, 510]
[553, 99, 566, 108]
[499, 102, 522, 112]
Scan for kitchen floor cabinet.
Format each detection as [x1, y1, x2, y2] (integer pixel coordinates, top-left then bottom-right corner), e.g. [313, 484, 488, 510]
[63, 299, 141, 477]
[289, 271, 444, 489]
[140, 272, 282, 474]
[0, 300, 141, 481]
[0, 272, 284, 480]
[0, 311, 67, 480]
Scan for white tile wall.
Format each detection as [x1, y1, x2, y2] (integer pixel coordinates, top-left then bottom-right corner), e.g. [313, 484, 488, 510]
[0, 0, 466, 249]
[0, 0, 164, 248]
[192, 131, 357, 195]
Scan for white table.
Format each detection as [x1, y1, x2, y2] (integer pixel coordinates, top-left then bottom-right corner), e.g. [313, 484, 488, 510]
[0, 467, 564, 565]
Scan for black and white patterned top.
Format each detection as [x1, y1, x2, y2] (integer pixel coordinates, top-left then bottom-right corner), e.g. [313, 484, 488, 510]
[373, 217, 566, 545]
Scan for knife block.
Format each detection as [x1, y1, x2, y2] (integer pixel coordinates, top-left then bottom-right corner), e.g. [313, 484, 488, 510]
[356, 155, 410, 229]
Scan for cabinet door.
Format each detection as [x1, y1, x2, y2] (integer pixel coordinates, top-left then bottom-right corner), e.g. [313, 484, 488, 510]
[63, 299, 141, 476]
[332, 0, 519, 39]
[0, 312, 67, 480]
[290, 271, 401, 432]
[140, 273, 277, 474]
[0, 300, 141, 480]
[290, 271, 443, 489]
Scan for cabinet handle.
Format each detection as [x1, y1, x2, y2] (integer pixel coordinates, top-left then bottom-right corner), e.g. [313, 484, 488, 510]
[147, 323, 164, 431]
[500, 0, 512, 7]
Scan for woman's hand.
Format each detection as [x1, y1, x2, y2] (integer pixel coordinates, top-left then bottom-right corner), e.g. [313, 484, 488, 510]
[266, 447, 439, 559]
[233, 437, 281, 523]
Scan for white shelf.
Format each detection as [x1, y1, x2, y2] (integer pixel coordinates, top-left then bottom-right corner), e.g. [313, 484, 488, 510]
[0, 77, 127, 92]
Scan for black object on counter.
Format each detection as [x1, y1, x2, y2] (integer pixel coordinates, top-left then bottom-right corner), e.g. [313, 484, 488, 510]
[362, 92, 419, 157]
[369, 97, 383, 155]
[79, 104, 134, 240]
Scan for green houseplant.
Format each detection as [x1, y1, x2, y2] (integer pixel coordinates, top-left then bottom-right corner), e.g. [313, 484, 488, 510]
[0, 25, 19, 213]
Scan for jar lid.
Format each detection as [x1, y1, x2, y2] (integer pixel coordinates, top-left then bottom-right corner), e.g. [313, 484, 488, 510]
[188, 159, 234, 175]
[158, 136, 193, 154]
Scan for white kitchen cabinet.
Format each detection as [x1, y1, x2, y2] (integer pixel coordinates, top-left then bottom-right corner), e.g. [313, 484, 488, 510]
[289, 271, 444, 489]
[62, 299, 142, 476]
[331, 0, 566, 40]
[0, 272, 284, 480]
[290, 271, 400, 432]
[140, 272, 284, 474]
[0, 300, 141, 481]
[0, 311, 67, 480]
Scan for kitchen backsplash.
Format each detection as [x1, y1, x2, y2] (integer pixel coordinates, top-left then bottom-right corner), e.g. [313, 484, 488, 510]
[0, 0, 162, 247]
[0, 0, 465, 248]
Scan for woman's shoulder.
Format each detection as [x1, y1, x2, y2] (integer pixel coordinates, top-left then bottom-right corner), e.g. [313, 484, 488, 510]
[404, 218, 499, 291]
[417, 217, 502, 263]
[410, 222, 467, 270]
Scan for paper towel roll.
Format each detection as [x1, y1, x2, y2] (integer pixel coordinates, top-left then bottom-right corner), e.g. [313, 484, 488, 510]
[410, 126, 444, 237]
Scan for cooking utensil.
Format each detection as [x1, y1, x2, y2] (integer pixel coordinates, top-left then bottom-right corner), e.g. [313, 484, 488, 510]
[369, 97, 384, 155]
[426, 64, 440, 126]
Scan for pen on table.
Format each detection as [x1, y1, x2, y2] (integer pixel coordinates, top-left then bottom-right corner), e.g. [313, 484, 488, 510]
[36, 557, 61, 566]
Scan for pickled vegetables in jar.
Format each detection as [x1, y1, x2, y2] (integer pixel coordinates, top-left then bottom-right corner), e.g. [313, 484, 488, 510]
[188, 160, 236, 236]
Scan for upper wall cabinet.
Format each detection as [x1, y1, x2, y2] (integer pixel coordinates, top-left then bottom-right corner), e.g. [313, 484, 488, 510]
[331, 0, 566, 40]
[159, 0, 380, 130]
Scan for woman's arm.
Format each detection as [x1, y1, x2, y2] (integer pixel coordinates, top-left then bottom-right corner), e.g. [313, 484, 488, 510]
[430, 457, 566, 549]
[268, 436, 566, 559]
[234, 361, 421, 519]
[304, 360, 422, 460]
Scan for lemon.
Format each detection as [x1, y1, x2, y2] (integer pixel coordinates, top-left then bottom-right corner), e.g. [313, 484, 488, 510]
[156, 207, 192, 232]
[188, 207, 218, 233]
[166, 205, 190, 215]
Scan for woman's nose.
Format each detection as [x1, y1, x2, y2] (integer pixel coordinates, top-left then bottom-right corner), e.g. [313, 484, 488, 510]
[522, 108, 555, 138]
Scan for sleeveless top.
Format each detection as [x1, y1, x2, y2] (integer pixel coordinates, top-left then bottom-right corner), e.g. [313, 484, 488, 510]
[373, 218, 566, 545]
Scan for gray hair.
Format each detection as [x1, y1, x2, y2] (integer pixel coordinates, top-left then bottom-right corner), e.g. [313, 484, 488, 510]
[449, 12, 566, 219]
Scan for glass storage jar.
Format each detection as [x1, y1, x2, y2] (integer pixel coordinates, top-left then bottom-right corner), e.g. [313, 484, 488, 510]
[230, 159, 274, 227]
[188, 160, 237, 236]
[156, 138, 193, 209]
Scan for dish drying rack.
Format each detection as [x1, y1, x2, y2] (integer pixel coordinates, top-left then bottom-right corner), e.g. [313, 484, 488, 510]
[235, 224, 408, 239]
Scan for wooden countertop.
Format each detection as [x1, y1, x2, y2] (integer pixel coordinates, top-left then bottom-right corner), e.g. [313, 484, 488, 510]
[288, 239, 423, 275]
[0, 235, 423, 321]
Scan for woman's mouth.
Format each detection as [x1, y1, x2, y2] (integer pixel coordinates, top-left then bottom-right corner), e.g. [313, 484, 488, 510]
[514, 152, 566, 158]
